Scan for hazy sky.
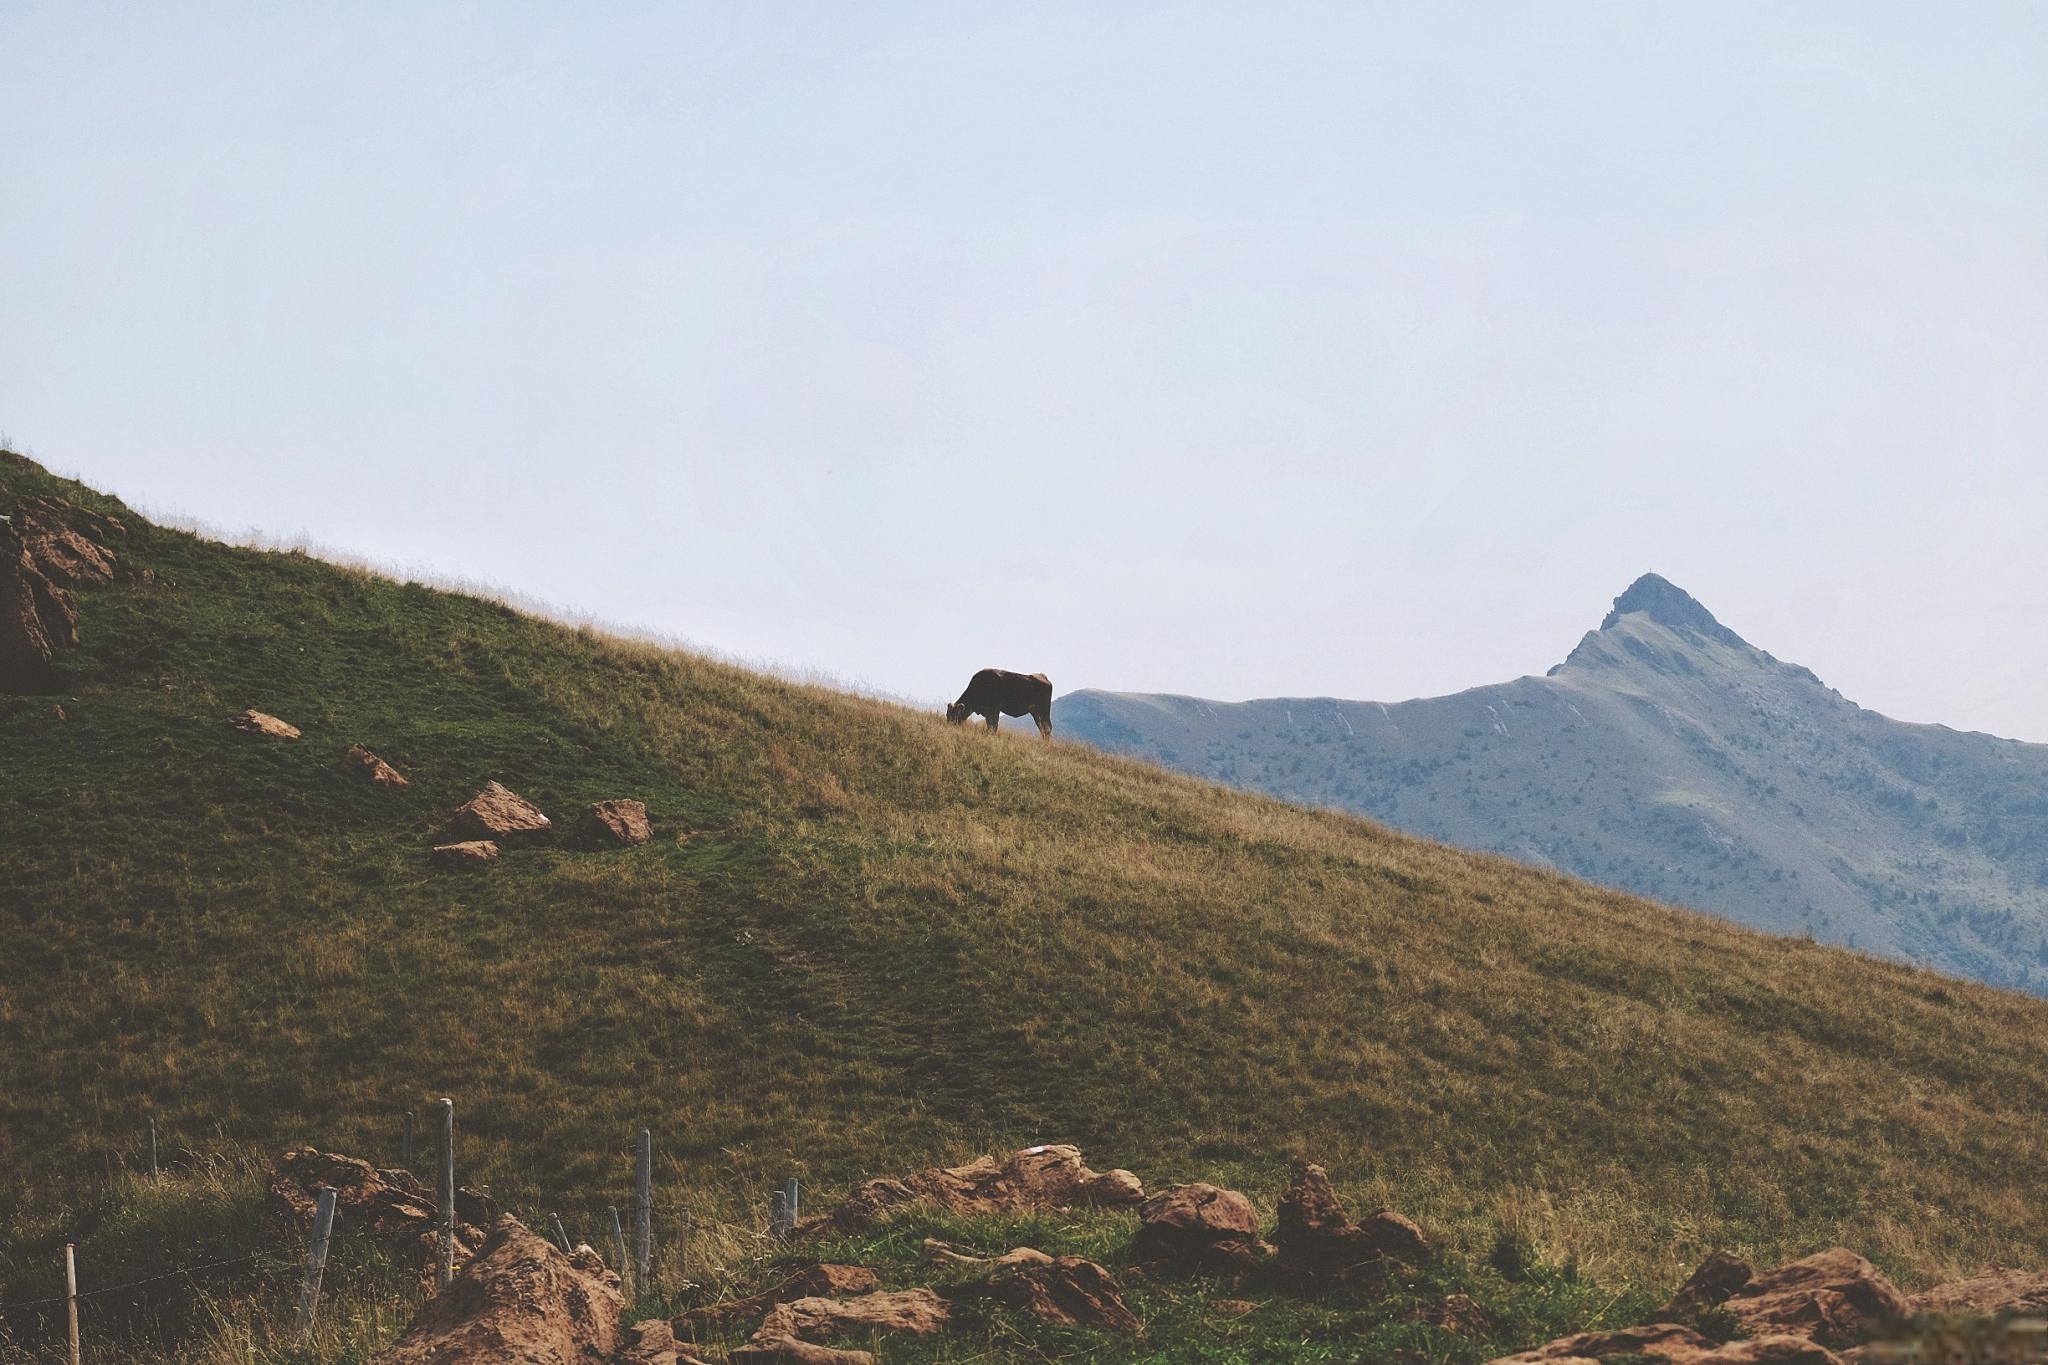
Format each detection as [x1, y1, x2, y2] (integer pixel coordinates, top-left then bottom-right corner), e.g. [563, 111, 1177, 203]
[4, 4, 2044, 737]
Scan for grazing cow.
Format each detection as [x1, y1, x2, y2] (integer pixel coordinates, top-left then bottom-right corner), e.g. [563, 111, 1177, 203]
[947, 668, 1053, 738]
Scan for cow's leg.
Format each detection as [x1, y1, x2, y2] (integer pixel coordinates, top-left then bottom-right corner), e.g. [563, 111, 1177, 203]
[1033, 706, 1052, 739]
[985, 711, 999, 733]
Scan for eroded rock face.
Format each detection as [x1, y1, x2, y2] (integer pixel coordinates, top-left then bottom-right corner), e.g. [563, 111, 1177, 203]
[729, 1340, 876, 1364]
[1908, 1268, 2048, 1317]
[679, 1264, 881, 1329]
[1274, 1163, 1428, 1279]
[615, 1318, 717, 1365]
[807, 1144, 1144, 1235]
[345, 745, 409, 787]
[1721, 1249, 1907, 1350]
[752, 1289, 950, 1344]
[375, 1216, 622, 1364]
[432, 840, 501, 867]
[0, 494, 123, 693]
[268, 1147, 492, 1278]
[1662, 1250, 1757, 1321]
[582, 799, 651, 846]
[1134, 1183, 1272, 1272]
[948, 1255, 1141, 1333]
[230, 709, 302, 740]
[446, 781, 552, 843]
[921, 1239, 1054, 1269]
[1488, 1322, 1846, 1363]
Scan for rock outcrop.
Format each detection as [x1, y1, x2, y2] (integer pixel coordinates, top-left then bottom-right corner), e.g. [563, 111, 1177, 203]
[945, 1255, 1141, 1332]
[268, 1147, 493, 1276]
[1491, 1324, 1846, 1363]
[1660, 1250, 1756, 1321]
[0, 494, 122, 693]
[680, 1264, 881, 1329]
[615, 1319, 716, 1365]
[921, 1239, 1054, 1269]
[1719, 1249, 1907, 1350]
[751, 1289, 950, 1345]
[344, 745, 408, 787]
[230, 709, 302, 740]
[432, 840, 501, 867]
[1907, 1268, 2048, 1318]
[1274, 1163, 1427, 1280]
[581, 799, 651, 846]
[808, 1144, 1144, 1235]
[1133, 1183, 1272, 1272]
[729, 1341, 875, 1364]
[375, 1216, 622, 1364]
[445, 781, 552, 844]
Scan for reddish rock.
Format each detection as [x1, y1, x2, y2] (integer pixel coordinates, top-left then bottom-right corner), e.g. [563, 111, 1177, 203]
[582, 799, 651, 846]
[730, 1341, 875, 1364]
[1275, 1163, 1427, 1278]
[0, 495, 121, 693]
[947, 1255, 1141, 1332]
[374, 1216, 623, 1364]
[752, 1289, 950, 1344]
[616, 1318, 717, 1365]
[432, 840, 500, 868]
[1489, 1322, 1846, 1363]
[230, 709, 302, 740]
[807, 1144, 1144, 1235]
[1722, 1249, 1908, 1350]
[1134, 1183, 1272, 1272]
[679, 1263, 882, 1329]
[446, 781, 552, 844]
[1662, 1250, 1757, 1320]
[1908, 1268, 2048, 1317]
[344, 745, 408, 787]
[268, 1147, 492, 1278]
[921, 1238, 1054, 1269]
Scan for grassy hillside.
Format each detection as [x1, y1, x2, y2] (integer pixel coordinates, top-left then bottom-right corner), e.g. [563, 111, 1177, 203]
[6, 451, 2048, 1342]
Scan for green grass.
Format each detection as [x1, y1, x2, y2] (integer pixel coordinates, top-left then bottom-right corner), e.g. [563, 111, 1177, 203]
[5, 449, 2048, 1358]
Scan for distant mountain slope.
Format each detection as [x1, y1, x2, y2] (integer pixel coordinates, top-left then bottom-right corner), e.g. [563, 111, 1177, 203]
[1058, 574, 2048, 991]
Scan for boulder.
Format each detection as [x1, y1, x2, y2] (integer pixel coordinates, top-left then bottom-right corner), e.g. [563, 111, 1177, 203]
[752, 1289, 950, 1344]
[946, 1255, 1141, 1332]
[1721, 1249, 1908, 1350]
[230, 709, 302, 740]
[432, 840, 500, 868]
[1908, 1268, 2048, 1317]
[344, 745, 408, 787]
[375, 1216, 623, 1364]
[0, 495, 121, 694]
[1274, 1163, 1428, 1278]
[1662, 1250, 1757, 1321]
[582, 799, 651, 846]
[1488, 1322, 1846, 1363]
[446, 781, 552, 844]
[1134, 1183, 1273, 1272]
[805, 1144, 1144, 1235]
[268, 1147, 491, 1275]
[679, 1264, 880, 1329]
[730, 1341, 875, 1364]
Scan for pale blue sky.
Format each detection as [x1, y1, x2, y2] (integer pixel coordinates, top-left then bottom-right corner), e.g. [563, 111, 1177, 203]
[4, 4, 2044, 736]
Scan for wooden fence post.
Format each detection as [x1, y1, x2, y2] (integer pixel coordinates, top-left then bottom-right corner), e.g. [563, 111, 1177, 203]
[634, 1129, 652, 1290]
[148, 1117, 159, 1178]
[64, 1242, 80, 1365]
[608, 1207, 631, 1298]
[551, 1213, 573, 1253]
[298, 1185, 338, 1335]
[770, 1189, 789, 1241]
[436, 1097, 455, 1289]
[784, 1176, 800, 1228]
[677, 1206, 691, 1283]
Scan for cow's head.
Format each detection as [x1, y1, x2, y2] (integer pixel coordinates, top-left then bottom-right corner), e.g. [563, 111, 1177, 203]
[945, 702, 971, 725]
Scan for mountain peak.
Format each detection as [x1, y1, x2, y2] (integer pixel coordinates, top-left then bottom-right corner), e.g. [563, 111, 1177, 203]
[1600, 573, 1747, 648]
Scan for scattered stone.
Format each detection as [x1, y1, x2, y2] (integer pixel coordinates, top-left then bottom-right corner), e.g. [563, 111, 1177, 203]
[49, 704, 65, 721]
[616, 1318, 718, 1365]
[229, 709, 301, 740]
[1721, 1249, 1908, 1350]
[805, 1144, 1144, 1236]
[752, 1289, 950, 1345]
[1908, 1268, 2048, 1318]
[1488, 1322, 1846, 1363]
[1134, 1183, 1273, 1273]
[730, 1340, 876, 1364]
[1662, 1250, 1757, 1321]
[374, 1216, 623, 1364]
[344, 744, 408, 787]
[268, 1147, 491, 1277]
[921, 1238, 1054, 1269]
[431, 840, 500, 868]
[679, 1264, 881, 1329]
[946, 1255, 1141, 1333]
[445, 780, 552, 843]
[582, 799, 651, 846]
[1274, 1163, 1428, 1279]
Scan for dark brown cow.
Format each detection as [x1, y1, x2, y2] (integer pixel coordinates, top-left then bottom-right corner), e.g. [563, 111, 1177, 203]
[947, 668, 1053, 738]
